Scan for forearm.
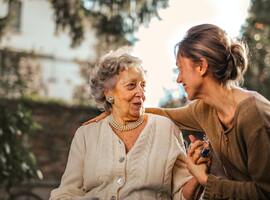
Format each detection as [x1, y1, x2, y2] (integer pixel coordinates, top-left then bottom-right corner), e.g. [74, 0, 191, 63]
[146, 105, 202, 132]
[182, 177, 201, 200]
[146, 107, 168, 117]
[50, 188, 84, 200]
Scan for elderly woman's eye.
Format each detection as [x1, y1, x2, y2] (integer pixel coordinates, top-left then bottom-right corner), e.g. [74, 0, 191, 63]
[141, 83, 146, 88]
[127, 83, 136, 89]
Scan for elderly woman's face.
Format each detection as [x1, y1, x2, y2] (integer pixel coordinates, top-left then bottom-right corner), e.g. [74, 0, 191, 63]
[109, 67, 146, 119]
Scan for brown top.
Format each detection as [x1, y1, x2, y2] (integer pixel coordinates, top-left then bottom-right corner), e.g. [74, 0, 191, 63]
[158, 92, 270, 200]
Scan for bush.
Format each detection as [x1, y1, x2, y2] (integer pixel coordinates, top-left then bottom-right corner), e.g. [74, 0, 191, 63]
[0, 102, 42, 191]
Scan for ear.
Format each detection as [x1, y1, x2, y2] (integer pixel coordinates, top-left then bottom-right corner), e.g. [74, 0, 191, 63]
[196, 57, 208, 76]
[104, 88, 113, 98]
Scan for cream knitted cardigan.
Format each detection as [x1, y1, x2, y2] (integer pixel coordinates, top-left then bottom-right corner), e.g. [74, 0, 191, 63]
[50, 114, 192, 200]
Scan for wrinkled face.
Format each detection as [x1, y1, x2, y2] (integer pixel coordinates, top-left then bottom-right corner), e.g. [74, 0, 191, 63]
[108, 67, 146, 120]
[176, 56, 203, 100]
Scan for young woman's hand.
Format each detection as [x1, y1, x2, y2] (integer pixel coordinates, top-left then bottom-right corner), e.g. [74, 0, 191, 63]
[188, 135, 211, 165]
[82, 111, 110, 125]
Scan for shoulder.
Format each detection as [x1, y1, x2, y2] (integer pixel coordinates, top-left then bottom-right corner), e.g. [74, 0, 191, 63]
[181, 99, 212, 115]
[238, 91, 270, 129]
[76, 117, 109, 140]
[250, 92, 270, 126]
[148, 113, 178, 128]
[147, 114, 183, 140]
[189, 99, 212, 120]
[236, 92, 270, 145]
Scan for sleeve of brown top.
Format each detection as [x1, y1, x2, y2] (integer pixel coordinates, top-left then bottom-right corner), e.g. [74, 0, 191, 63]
[203, 125, 270, 200]
[146, 100, 202, 132]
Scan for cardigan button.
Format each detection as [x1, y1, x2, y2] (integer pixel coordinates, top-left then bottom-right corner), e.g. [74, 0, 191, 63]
[119, 157, 125, 163]
[116, 177, 125, 185]
[110, 195, 116, 200]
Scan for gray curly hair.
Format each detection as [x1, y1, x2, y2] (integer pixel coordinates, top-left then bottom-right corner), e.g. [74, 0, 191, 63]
[90, 49, 144, 111]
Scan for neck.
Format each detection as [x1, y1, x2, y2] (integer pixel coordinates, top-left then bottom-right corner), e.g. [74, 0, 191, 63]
[111, 109, 142, 125]
[196, 79, 237, 119]
[109, 113, 145, 132]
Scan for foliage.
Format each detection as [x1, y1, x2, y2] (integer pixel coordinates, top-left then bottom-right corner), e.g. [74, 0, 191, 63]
[0, 0, 21, 39]
[0, 28, 43, 192]
[241, 0, 270, 99]
[0, 101, 42, 191]
[50, 0, 169, 47]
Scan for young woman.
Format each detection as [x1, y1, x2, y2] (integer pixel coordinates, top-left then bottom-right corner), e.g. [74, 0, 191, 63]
[147, 24, 270, 199]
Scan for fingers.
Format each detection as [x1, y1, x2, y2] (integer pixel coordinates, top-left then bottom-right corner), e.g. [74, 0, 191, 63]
[82, 112, 111, 125]
[196, 157, 210, 165]
[184, 152, 209, 173]
[185, 159, 209, 185]
[82, 119, 94, 125]
[100, 111, 110, 119]
[192, 147, 203, 163]
[204, 143, 210, 152]
[178, 153, 188, 163]
[188, 140, 204, 157]
[188, 134, 197, 143]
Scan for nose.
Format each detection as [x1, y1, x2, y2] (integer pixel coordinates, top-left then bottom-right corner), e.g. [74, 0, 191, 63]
[176, 72, 182, 83]
[135, 85, 145, 98]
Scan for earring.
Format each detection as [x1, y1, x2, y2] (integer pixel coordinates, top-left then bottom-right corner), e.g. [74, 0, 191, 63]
[106, 96, 114, 104]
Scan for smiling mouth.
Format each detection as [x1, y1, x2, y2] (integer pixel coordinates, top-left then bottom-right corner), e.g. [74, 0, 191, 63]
[182, 84, 187, 90]
[132, 102, 143, 108]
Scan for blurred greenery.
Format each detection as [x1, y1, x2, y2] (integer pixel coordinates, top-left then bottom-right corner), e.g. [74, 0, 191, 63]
[0, 102, 42, 192]
[50, 0, 169, 47]
[0, 34, 42, 193]
[241, 0, 270, 99]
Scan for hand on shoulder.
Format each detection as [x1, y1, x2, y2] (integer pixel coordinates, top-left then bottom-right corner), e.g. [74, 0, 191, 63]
[82, 111, 110, 125]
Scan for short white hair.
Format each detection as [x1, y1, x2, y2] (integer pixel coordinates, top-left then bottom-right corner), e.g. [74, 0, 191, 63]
[90, 48, 144, 111]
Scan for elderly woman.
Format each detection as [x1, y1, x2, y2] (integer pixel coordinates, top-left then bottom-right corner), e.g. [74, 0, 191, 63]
[50, 50, 203, 200]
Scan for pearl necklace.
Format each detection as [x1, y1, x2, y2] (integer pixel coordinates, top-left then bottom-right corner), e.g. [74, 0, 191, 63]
[108, 114, 144, 132]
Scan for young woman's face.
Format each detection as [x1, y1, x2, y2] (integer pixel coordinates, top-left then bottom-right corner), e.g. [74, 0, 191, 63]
[109, 67, 146, 120]
[176, 56, 204, 100]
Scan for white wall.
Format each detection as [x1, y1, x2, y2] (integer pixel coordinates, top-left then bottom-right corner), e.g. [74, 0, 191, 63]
[0, 0, 97, 102]
[0, 0, 97, 60]
[41, 58, 84, 100]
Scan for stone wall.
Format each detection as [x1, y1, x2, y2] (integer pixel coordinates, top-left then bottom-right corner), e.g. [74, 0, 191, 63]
[26, 101, 99, 181]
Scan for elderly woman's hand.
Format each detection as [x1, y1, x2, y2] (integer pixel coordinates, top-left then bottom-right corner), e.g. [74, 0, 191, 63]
[82, 111, 110, 125]
[188, 135, 211, 165]
[184, 156, 209, 186]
